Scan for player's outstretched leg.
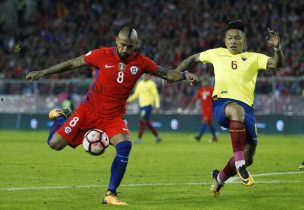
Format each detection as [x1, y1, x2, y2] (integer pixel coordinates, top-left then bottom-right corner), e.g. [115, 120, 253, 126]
[210, 169, 224, 197]
[102, 141, 132, 206]
[47, 108, 71, 146]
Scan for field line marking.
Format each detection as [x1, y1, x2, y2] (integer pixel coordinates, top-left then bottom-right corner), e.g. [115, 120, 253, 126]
[226, 171, 302, 183]
[0, 171, 302, 191]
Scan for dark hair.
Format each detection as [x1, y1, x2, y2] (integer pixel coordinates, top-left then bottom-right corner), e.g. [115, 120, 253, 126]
[116, 24, 135, 37]
[127, 26, 134, 38]
[225, 20, 246, 34]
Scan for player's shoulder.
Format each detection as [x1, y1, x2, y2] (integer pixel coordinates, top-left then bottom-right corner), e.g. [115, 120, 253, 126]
[205, 47, 227, 53]
[99, 47, 115, 55]
[200, 48, 228, 56]
[135, 52, 152, 62]
[242, 51, 269, 59]
[86, 47, 113, 56]
[148, 79, 157, 85]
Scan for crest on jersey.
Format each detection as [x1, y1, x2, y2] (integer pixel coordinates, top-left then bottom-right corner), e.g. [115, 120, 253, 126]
[130, 66, 139, 75]
[118, 63, 126, 72]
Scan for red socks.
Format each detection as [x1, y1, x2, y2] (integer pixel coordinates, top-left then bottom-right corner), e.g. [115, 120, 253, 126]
[229, 120, 246, 153]
[218, 120, 246, 183]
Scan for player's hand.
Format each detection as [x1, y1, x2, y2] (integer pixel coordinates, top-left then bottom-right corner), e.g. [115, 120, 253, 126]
[25, 71, 44, 81]
[185, 72, 199, 85]
[266, 28, 280, 48]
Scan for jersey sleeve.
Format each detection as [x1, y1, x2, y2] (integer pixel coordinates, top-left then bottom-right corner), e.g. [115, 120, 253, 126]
[256, 53, 270, 71]
[143, 56, 158, 75]
[199, 49, 215, 63]
[84, 49, 103, 67]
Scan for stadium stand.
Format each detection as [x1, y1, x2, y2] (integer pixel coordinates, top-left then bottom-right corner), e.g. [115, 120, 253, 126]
[0, 0, 303, 114]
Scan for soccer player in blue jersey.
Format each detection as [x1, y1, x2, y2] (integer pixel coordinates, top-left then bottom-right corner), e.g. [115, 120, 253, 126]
[128, 74, 162, 144]
[174, 20, 283, 196]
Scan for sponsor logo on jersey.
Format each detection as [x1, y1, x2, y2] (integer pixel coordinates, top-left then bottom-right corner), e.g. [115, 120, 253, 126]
[64, 126, 72, 134]
[130, 66, 139, 75]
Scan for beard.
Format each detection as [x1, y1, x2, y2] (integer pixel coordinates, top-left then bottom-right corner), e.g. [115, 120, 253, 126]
[118, 52, 130, 60]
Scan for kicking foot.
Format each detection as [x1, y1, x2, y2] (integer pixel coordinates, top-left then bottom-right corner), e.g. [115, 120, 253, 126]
[102, 191, 128, 206]
[48, 108, 71, 120]
[210, 169, 224, 197]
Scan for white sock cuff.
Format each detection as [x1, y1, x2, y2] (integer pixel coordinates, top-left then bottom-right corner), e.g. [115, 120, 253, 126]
[235, 160, 246, 169]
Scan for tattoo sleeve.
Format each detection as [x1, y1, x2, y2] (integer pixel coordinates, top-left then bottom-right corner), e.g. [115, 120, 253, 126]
[175, 53, 201, 72]
[266, 48, 284, 69]
[155, 67, 184, 82]
[42, 55, 87, 76]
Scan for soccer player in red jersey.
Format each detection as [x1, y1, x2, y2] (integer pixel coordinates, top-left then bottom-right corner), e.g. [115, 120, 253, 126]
[193, 78, 218, 142]
[26, 26, 199, 205]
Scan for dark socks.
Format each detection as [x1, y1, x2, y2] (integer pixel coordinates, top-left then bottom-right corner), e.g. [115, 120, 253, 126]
[108, 141, 132, 193]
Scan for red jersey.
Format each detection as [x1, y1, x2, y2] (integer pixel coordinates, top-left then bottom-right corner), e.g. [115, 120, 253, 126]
[194, 87, 213, 116]
[81, 47, 158, 119]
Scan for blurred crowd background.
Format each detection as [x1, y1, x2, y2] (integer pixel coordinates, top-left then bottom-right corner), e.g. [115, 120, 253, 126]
[0, 0, 303, 114]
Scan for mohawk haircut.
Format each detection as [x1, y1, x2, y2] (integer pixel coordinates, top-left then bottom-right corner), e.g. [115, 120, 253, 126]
[225, 20, 246, 34]
[127, 26, 134, 38]
[117, 25, 135, 38]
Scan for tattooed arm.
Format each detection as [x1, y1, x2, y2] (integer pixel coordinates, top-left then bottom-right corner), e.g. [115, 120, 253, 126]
[155, 66, 199, 83]
[26, 55, 87, 81]
[175, 53, 201, 72]
[265, 28, 284, 69]
[266, 47, 284, 69]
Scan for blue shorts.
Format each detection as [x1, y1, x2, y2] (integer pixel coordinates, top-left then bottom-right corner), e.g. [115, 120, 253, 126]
[212, 98, 258, 145]
[140, 105, 153, 120]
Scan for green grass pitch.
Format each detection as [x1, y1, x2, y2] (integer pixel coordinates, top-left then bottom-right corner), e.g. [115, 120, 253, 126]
[0, 130, 303, 210]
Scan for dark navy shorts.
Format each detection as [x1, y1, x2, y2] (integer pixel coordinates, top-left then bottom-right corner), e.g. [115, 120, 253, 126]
[140, 105, 153, 120]
[212, 98, 258, 145]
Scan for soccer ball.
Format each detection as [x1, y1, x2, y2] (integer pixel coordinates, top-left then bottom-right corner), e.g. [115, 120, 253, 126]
[82, 129, 110, 155]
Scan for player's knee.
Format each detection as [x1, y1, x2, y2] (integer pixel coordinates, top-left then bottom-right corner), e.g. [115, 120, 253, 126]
[48, 138, 67, 151]
[116, 140, 132, 156]
[226, 103, 245, 121]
